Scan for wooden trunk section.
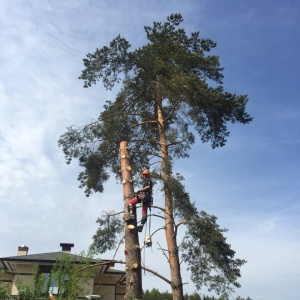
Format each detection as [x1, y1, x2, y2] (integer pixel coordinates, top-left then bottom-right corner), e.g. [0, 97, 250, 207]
[119, 141, 142, 299]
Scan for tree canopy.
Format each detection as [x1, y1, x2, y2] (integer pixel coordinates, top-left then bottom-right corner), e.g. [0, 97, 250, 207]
[59, 13, 251, 197]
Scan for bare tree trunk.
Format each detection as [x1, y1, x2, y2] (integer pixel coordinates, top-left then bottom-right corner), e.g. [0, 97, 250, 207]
[156, 103, 184, 300]
[120, 141, 142, 299]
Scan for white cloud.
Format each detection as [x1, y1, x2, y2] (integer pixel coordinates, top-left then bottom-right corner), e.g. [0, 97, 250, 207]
[0, 1, 299, 299]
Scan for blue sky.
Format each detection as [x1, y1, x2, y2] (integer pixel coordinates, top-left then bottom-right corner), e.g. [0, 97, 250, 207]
[0, 1, 299, 299]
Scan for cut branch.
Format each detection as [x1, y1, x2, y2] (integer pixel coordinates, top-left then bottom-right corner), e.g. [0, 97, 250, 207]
[77, 260, 171, 285]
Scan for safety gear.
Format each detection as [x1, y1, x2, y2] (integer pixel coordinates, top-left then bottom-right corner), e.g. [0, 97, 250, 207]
[125, 214, 135, 223]
[137, 192, 145, 202]
[140, 216, 147, 225]
[149, 195, 153, 206]
[137, 216, 147, 232]
[144, 235, 152, 247]
[125, 204, 135, 222]
[142, 169, 150, 176]
[128, 204, 133, 213]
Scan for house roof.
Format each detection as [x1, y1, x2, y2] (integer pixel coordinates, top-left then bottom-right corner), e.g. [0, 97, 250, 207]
[1, 251, 97, 263]
[0, 251, 125, 276]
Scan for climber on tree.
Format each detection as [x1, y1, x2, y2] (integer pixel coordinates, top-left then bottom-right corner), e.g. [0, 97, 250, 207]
[126, 169, 153, 232]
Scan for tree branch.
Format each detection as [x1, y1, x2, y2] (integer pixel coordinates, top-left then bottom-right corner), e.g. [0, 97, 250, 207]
[77, 260, 171, 285]
[157, 241, 170, 263]
[164, 99, 184, 122]
[174, 221, 187, 238]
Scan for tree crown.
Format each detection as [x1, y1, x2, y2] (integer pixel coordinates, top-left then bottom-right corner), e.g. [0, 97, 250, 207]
[59, 13, 252, 196]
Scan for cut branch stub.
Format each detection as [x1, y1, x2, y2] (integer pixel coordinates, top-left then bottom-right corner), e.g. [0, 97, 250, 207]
[131, 262, 139, 269]
[127, 224, 135, 230]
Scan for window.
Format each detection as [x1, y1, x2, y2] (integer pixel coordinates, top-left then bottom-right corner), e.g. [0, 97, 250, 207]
[41, 273, 59, 295]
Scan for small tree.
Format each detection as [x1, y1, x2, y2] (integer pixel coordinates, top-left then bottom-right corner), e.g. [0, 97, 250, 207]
[50, 253, 96, 300]
[15, 265, 46, 300]
[14, 253, 96, 300]
[59, 13, 252, 299]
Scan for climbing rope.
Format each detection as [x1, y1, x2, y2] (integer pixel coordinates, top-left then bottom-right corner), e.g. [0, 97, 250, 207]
[148, 205, 152, 236]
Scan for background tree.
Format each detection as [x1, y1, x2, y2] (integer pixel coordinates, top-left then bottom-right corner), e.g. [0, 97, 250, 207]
[141, 288, 255, 300]
[59, 13, 252, 299]
[142, 288, 172, 300]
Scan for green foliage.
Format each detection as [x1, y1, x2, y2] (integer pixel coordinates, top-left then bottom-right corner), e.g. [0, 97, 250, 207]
[168, 173, 198, 219]
[142, 288, 172, 299]
[181, 211, 246, 295]
[89, 212, 124, 254]
[15, 265, 46, 300]
[186, 292, 201, 300]
[14, 253, 96, 300]
[59, 12, 252, 196]
[167, 174, 246, 295]
[142, 289, 254, 300]
[50, 253, 96, 300]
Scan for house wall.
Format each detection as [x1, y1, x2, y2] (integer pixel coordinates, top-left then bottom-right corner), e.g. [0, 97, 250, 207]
[1, 272, 14, 281]
[9, 264, 35, 296]
[11, 263, 33, 274]
[94, 275, 120, 285]
[116, 285, 126, 300]
[95, 284, 116, 300]
[82, 277, 94, 295]
[93, 273, 126, 299]
[12, 274, 33, 296]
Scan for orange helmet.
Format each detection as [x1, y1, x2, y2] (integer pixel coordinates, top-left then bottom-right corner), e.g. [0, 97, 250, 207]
[142, 169, 150, 176]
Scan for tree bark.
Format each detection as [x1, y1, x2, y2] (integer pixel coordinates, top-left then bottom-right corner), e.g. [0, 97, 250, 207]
[156, 102, 184, 300]
[120, 141, 142, 299]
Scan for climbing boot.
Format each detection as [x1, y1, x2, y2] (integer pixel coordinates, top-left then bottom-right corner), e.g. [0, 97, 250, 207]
[137, 216, 147, 232]
[141, 216, 147, 225]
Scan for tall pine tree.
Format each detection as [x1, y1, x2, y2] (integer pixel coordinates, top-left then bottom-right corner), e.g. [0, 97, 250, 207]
[59, 13, 252, 299]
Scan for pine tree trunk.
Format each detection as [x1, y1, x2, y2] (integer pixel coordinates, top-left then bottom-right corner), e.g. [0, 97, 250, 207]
[156, 103, 184, 300]
[120, 141, 143, 299]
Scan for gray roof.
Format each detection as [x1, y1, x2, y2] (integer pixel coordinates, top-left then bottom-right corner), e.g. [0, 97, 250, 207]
[0, 252, 97, 263]
[0, 252, 125, 275]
